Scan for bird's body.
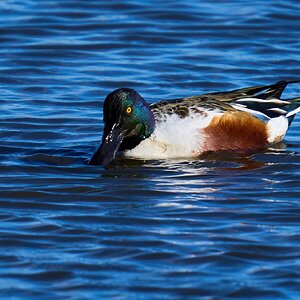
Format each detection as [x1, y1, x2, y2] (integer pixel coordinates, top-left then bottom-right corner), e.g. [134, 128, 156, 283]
[125, 110, 215, 159]
[89, 80, 300, 166]
[125, 110, 266, 160]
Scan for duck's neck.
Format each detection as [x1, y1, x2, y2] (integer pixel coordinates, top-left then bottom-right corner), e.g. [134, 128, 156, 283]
[119, 135, 147, 151]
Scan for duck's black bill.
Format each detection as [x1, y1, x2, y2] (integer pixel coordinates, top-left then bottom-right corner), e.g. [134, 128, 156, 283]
[88, 124, 125, 166]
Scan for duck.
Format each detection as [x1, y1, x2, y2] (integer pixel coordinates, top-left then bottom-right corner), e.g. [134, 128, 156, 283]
[88, 80, 300, 166]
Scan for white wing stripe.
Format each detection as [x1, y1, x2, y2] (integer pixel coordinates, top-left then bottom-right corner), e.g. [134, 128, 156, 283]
[232, 104, 270, 119]
[267, 108, 287, 114]
[235, 97, 290, 105]
[286, 106, 300, 118]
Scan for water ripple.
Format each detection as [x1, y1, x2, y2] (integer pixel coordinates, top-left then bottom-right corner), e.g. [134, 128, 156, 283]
[1, 0, 300, 299]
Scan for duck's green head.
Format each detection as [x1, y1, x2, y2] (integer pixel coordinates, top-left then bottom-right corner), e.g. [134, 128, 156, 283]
[89, 88, 155, 165]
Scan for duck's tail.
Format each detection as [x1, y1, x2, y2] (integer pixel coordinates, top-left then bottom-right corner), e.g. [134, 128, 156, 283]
[265, 95, 300, 144]
[285, 97, 300, 124]
[227, 80, 300, 144]
[231, 80, 299, 116]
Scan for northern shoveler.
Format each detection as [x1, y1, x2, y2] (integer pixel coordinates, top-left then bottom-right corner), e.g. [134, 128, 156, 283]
[89, 80, 300, 166]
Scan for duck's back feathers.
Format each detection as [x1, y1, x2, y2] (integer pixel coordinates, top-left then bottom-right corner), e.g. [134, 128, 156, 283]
[205, 80, 300, 120]
[150, 96, 234, 122]
[203, 80, 299, 101]
[150, 80, 300, 123]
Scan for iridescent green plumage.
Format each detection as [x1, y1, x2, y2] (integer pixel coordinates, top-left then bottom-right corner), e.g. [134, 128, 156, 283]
[89, 88, 155, 165]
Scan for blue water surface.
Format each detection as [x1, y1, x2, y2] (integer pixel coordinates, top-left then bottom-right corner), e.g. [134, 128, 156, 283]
[1, 0, 300, 299]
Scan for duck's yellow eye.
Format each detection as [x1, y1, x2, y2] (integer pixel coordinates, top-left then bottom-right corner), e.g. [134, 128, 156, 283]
[126, 106, 132, 114]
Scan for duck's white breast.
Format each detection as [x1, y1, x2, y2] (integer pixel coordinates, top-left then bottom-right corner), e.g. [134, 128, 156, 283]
[124, 112, 219, 159]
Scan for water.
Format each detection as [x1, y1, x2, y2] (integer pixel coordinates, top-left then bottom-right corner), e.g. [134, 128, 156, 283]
[1, 0, 300, 299]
